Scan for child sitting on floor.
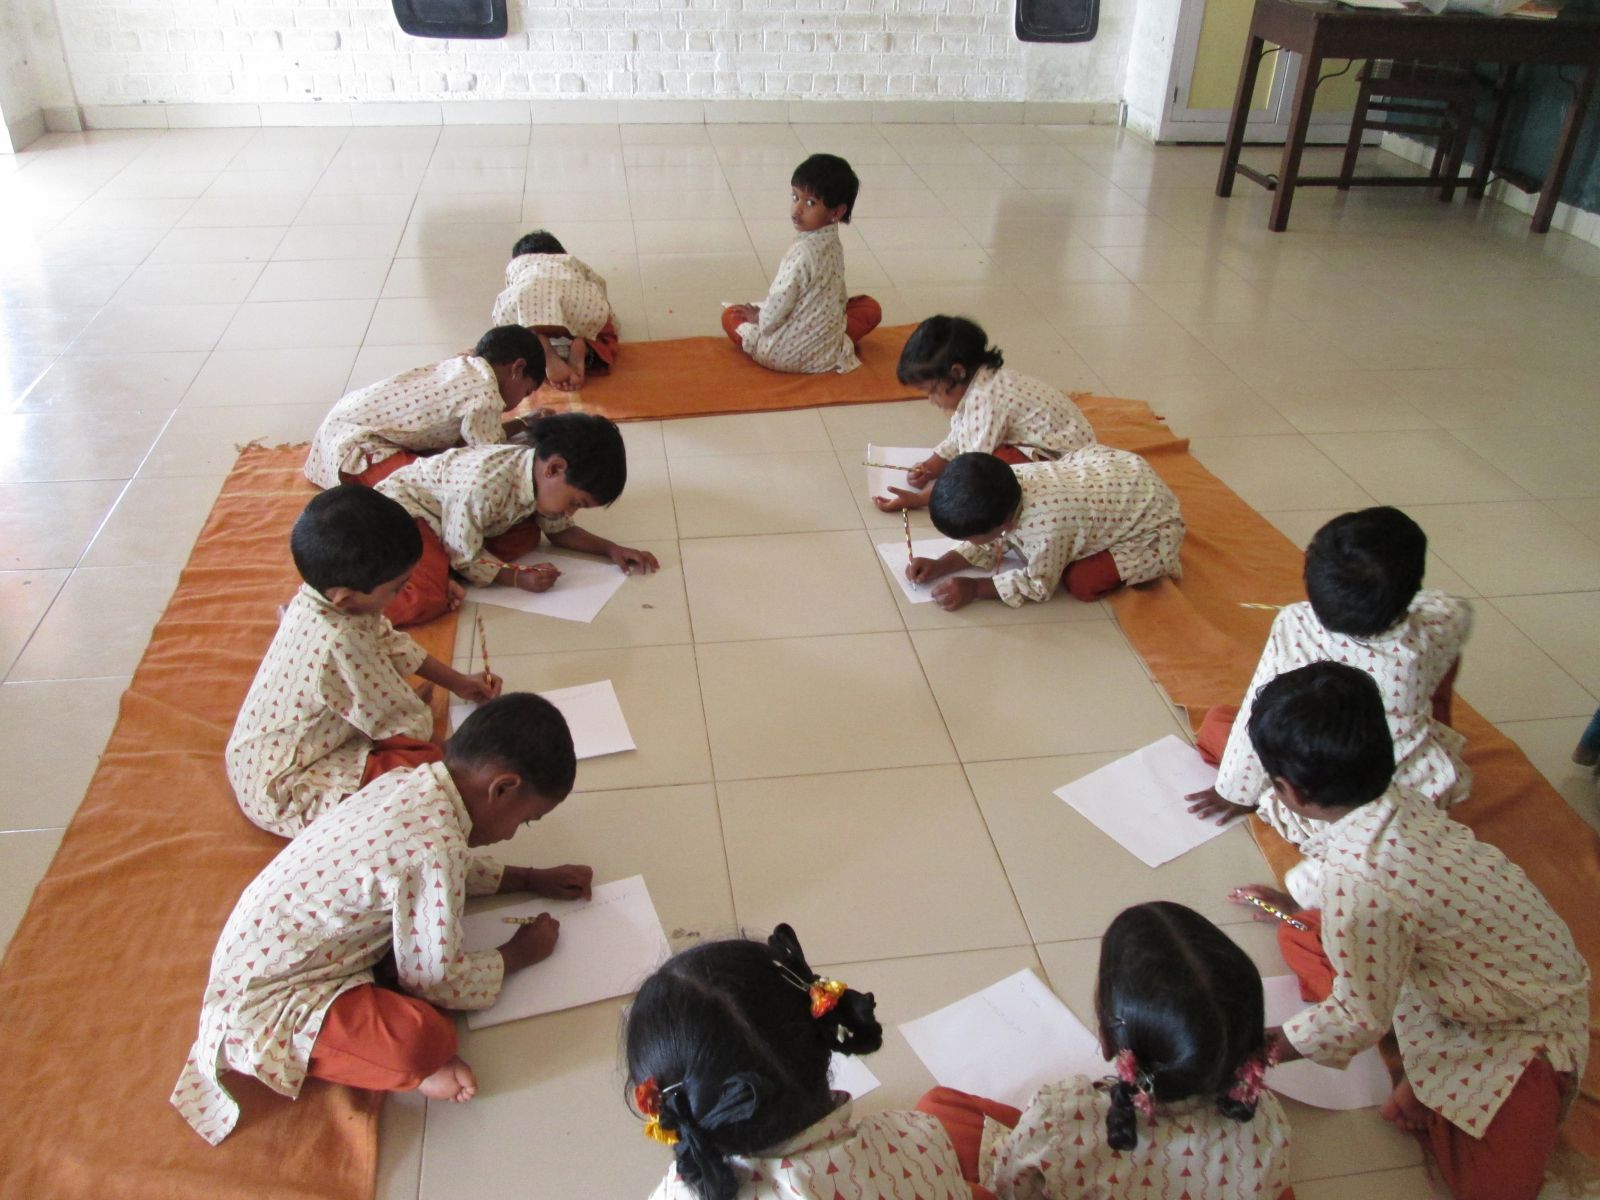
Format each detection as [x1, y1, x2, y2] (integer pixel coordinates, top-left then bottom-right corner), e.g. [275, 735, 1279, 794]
[909, 446, 1184, 611]
[175, 693, 592, 1145]
[1231, 662, 1588, 1200]
[225, 486, 500, 838]
[1187, 507, 1471, 845]
[492, 229, 619, 393]
[966, 901, 1291, 1199]
[874, 315, 1094, 513]
[376, 412, 658, 628]
[721, 153, 881, 374]
[304, 325, 546, 489]
[626, 923, 977, 1200]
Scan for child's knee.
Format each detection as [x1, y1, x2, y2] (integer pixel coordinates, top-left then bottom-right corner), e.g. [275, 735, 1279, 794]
[1064, 552, 1122, 602]
[720, 306, 745, 346]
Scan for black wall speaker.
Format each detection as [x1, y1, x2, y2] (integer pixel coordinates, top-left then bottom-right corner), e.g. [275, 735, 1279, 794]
[1016, 0, 1099, 43]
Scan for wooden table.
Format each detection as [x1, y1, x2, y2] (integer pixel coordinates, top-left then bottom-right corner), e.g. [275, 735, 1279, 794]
[1215, 0, 1600, 231]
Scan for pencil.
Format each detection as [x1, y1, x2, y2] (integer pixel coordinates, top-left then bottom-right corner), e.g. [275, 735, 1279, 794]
[902, 508, 913, 564]
[475, 614, 491, 676]
[502, 914, 548, 925]
[1238, 893, 1309, 931]
[863, 460, 914, 471]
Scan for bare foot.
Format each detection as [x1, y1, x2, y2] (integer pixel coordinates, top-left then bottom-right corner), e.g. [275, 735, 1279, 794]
[446, 579, 466, 612]
[417, 1055, 477, 1103]
[1379, 1077, 1429, 1135]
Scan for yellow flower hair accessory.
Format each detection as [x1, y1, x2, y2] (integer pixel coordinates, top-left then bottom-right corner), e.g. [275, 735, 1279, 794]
[634, 1077, 680, 1146]
[808, 978, 848, 1019]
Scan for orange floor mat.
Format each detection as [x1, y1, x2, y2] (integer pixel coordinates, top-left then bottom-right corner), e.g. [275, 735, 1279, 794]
[0, 447, 456, 1200]
[546, 324, 920, 421]
[1082, 393, 1600, 1162]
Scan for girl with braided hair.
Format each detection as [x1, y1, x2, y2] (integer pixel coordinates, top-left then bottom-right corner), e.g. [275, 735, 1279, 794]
[980, 902, 1293, 1200]
[624, 923, 976, 1200]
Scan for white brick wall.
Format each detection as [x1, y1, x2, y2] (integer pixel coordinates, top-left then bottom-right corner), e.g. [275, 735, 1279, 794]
[49, 0, 1128, 107]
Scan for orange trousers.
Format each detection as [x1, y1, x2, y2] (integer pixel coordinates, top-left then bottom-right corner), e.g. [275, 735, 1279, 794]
[360, 735, 443, 786]
[720, 294, 882, 349]
[342, 450, 418, 488]
[383, 519, 545, 628]
[1280, 911, 1565, 1200]
[1062, 549, 1123, 603]
[915, 1087, 1020, 1200]
[307, 984, 457, 1092]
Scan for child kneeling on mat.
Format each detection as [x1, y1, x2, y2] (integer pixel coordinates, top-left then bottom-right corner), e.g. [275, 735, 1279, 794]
[177, 694, 592, 1145]
[909, 446, 1184, 611]
[225, 486, 500, 838]
[493, 229, 619, 392]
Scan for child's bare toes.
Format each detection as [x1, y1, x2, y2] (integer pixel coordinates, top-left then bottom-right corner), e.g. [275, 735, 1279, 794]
[418, 1055, 477, 1103]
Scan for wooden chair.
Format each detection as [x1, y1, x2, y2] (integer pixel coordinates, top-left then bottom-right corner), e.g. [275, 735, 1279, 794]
[1338, 60, 1500, 200]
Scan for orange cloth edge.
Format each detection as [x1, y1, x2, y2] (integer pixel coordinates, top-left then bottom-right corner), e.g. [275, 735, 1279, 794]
[0, 447, 458, 1200]
[1075, 393, 1600, 1164]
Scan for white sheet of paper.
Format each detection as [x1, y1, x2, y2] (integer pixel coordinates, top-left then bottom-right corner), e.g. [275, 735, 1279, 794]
[899, 969, 1106, 1109]
[1053, 735, 1232, 868]
[1261, 975, 1393, 1109]
[865, 444, 934, 501]
[466, 548, 628, 624]
[875, 536, 1025, 605]
[463, 875, 670, 1029]
[451, 679, 635, 760]
[828, 1053, 882, 1100]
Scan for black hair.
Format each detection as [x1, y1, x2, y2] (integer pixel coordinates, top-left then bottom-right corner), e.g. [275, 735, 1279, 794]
[1246, 661, 1395, 811]
[444, 692, 577, 801]
[290, 485, 421, 595]
[624, 924, 882, 1200]
[523, 411, 628, 506]
[896, 315, 1005, 388]
[790, 153, 860, 222]
[473, 324, 548, 388]
[512, 229, 566, 257]
[927, 452, 1021, 540]
[1303, 506, 1427, 637]
[1096, 902, 1267, 1152]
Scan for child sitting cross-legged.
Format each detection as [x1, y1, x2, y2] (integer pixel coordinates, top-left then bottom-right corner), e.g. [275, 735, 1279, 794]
[225, 486, 501, 839]
[874, 315, 1094, 513]
[376, 412, 658, 628]
[953, 901, 1292, 1199]
[1187, 506, 1472, 845]
[1232, 662, 1589, 1200]
[492, 229, 619, 392]
[721, 153, 881, 374]
[175, 693, 592, 1145]
[909, 447, 1184, 611]
[304, 325, 547, 490]
[626, 923, 979, 1200]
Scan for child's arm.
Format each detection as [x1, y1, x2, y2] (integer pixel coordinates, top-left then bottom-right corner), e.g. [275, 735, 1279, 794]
[872, 484, 932, 512]
[416, 654, 501, 704]
[905, 453, 950, 490]
[500, 863, 593, 900]
[906, 548, 969, 585]
[930, 575, 998, 612]
[548, 525, 660, 575]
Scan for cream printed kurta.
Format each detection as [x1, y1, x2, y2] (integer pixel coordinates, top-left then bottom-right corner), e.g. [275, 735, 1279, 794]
[957, 446, 1185, 606]
[225, 583, 432, 838]
[737, 223, 859, 374]
[648, 1102, 970, 1199]
[980, 1077, 1291, 1200]
[377, 443, 574, 586]
[933, 366, 1094, 463]
[1284, 787, 1589, 1138]
[172, 762, 506, 1144]
[492, 252, 612, 339]
[304, 355, 508, 489]
[1217, 590, 1472, 846]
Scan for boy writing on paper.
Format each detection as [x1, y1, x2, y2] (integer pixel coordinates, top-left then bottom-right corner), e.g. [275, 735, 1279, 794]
[1230, 662, 1587, 1200]
[721, 153, 881, 374]
[376, 412, 659, 628]
[1186, 506, 1471, 845]
[225, 486, 500, 839]
[304, 325, 547, 489]
[492, 229, 619, 392]
[907, 447, 1184, 612]
[175, 693, 593, 1146]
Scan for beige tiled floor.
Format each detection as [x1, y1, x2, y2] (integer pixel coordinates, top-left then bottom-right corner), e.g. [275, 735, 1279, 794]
[2, 120, 1598, 1199]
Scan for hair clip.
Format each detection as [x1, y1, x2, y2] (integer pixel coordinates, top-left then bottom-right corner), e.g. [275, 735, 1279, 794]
[634, 1076, 680, 1146]
[1113, 1048, 1157, 1123]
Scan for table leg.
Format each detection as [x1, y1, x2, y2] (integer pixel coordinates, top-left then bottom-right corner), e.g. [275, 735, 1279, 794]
[1469, 63, 1516, 202]
[1533, 62, 1598, 234]
[1269, 50, 1322, 232]
[1217, 32, 1268, 198]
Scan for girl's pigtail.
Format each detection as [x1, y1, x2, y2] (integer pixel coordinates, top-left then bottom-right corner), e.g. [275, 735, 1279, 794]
[1217, 1042, 1277, 1123]
[766, 923, 883, 1057]
[1105, 1047, 1155, 1151]
[661, 1074, 764, 1200]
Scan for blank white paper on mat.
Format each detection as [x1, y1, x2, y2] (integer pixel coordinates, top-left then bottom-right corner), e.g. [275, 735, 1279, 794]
[899, 969, 1106, 1108]
[828, 1053, 882, 1100]
[452, 679, 635, 760]
[865, 444, 933, 501]
[466, 548, 628, 623]
[875, 536, 1024, 605]
[1261, 975, 1393, 1109]
[1054, 735, 1232, 868]
[462, 875, 670, 1029]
